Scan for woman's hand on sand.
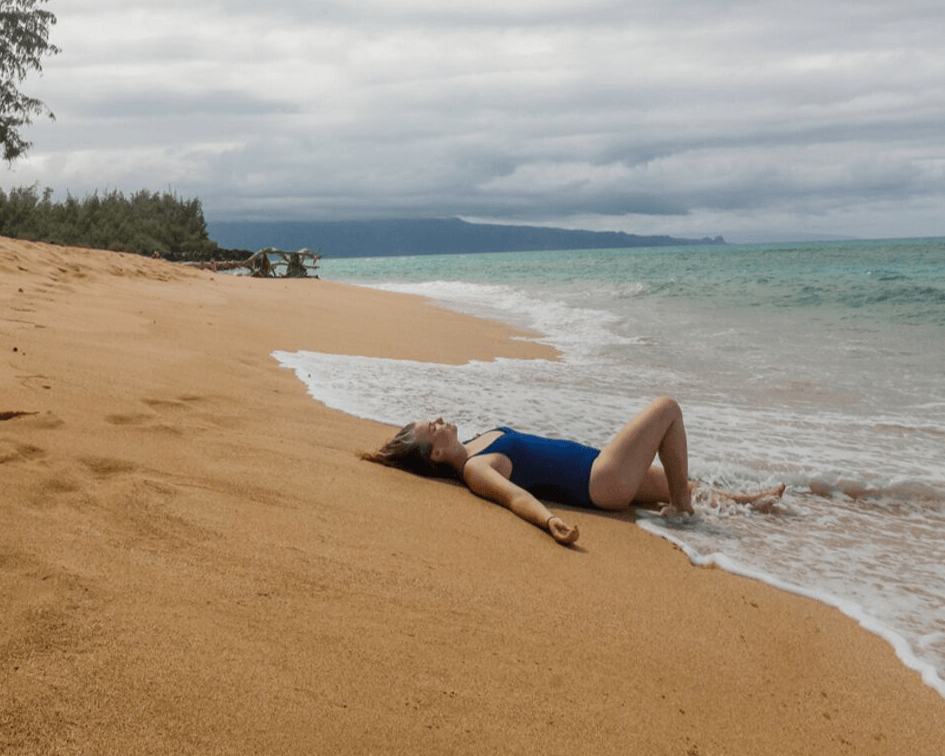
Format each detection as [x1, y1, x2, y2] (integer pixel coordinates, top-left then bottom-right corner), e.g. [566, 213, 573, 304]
[548, 516, 579, 545]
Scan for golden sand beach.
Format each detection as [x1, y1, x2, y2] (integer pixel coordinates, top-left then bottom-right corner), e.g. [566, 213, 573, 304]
[2, 237, 944, 754]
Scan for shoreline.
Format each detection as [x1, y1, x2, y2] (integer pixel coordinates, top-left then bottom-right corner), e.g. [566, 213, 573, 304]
[635, 518, 945, 699]
[288, 273, 945, 699]
[3, 237, 944, 754]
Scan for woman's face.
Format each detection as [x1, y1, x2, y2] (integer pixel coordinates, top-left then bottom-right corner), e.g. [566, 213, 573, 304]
[412, 418, 457, 452]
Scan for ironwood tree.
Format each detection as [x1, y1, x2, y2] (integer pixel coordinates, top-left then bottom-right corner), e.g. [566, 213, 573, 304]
[1, 0, 60, 163]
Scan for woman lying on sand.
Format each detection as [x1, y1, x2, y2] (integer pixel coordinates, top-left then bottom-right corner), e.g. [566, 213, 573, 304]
[363, 396, 785, 545]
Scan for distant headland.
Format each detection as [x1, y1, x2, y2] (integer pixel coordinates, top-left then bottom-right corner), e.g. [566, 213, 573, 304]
[207, 217, 726, 258]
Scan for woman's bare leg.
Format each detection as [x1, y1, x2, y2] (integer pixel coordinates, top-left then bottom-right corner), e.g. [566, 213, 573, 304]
[699, 483, 787, 513]
[588, 397, 693, 514]
[622, 466, 685, 506]
[714, 483, 786, 505]
[634, 474, 787, 513]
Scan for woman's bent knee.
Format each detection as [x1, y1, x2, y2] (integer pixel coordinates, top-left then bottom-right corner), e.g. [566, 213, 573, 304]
[643, 396, 683, 426]
[652, 395, 681, 416]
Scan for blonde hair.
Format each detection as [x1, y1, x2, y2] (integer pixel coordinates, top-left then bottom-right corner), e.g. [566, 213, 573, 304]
[360, 422, 454, 478]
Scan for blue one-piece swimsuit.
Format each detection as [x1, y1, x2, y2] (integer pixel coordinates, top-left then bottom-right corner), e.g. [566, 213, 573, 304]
[469, 427, 600, 509]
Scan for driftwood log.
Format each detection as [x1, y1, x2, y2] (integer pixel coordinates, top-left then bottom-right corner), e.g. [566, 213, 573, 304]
[182, 248, 322, 278]
[242, 248, 322, 278]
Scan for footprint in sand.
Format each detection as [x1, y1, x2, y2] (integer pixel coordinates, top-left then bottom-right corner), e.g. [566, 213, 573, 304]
[79, 456, 138, 478]
[142, 397, 191, 412]
[19, 375, 53, 391]
[135, 395, 219, 434]
[0, 412, 60, 464]
[0, 440, 47, 465]
[36, 475, 82, 495]
[104, 413, 153, 427]
[105, 401, 189, 437]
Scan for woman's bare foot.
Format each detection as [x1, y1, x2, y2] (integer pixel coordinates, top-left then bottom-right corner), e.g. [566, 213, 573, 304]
[724, 482, 786, 505]
[659, 496, 695, 517]
[693, 482, 787, 512]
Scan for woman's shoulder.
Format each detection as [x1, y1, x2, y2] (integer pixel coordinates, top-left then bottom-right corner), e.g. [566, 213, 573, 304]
[463, 428, 507, 456]
[462, 443, 514, 484]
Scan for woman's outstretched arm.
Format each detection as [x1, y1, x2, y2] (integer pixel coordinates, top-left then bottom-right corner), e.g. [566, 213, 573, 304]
[463, 458, 579, 544]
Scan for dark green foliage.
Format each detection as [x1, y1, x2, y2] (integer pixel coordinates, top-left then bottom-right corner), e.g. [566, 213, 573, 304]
[1, 0, 60, 162]
[0, 184, 231, 261]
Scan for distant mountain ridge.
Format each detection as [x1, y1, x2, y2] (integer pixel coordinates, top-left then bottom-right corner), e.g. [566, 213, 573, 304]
[207, 217, 725, 257]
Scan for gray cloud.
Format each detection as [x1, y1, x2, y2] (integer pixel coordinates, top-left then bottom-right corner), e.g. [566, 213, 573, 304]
[10, 0, 945, 241]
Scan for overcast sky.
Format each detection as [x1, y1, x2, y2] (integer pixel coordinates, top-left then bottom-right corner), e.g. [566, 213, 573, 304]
[10, 0, 945, 242]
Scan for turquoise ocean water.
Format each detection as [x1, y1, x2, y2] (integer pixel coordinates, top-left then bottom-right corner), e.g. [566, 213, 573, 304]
[273, 238, 945, 696]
